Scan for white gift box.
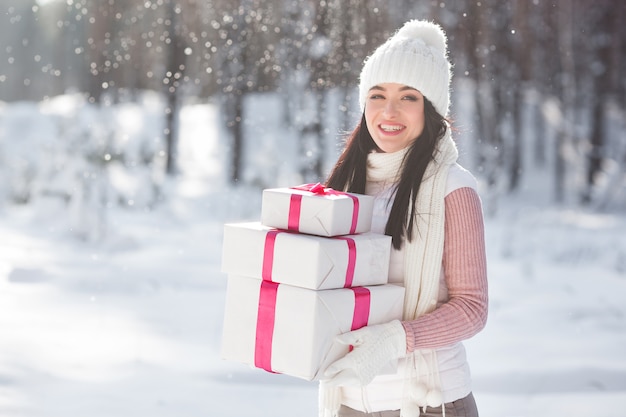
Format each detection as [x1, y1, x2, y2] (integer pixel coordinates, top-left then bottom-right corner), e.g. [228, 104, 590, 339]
[260, 185, 374, 237]
[222, 222, 391, 290]
[221, 275, 405, 381]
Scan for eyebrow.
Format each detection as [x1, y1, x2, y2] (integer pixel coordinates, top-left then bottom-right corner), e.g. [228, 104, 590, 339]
[369, 85, 418, 92]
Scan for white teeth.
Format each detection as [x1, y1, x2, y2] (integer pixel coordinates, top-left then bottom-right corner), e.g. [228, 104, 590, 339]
[381, 124, 403, 132]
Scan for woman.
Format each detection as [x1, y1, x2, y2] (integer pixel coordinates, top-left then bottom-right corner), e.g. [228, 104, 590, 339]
[320, 20, 488, 417]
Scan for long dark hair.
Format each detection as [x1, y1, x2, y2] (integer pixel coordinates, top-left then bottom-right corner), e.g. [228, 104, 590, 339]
[326, 97, 448, 250]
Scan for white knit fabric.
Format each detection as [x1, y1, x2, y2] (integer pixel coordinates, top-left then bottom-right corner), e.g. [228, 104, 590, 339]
[367, 129, 457, 319]
[359, 20, 452, 117]
[324, 320, 407, 387]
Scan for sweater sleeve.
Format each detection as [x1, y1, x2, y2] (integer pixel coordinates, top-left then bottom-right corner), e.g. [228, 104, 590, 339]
[402, 187, 488, 351]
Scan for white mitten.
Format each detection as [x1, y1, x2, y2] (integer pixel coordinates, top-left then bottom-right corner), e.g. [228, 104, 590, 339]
[323, 320, 406, 387]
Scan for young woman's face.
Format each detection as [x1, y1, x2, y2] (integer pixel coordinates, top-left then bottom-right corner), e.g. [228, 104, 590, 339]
[364, 83, 425, 153]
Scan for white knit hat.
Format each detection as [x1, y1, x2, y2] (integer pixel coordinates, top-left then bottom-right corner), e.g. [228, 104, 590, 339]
[358, 20, 452, 116]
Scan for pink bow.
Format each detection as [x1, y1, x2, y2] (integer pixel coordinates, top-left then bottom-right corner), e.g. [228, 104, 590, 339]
[292, 182, 335, 195]
[288, 183, 360, 234]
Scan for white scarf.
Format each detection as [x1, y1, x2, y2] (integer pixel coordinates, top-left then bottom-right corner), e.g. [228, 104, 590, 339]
[366, 129, 458, 322]
[320, 130, 459, 417]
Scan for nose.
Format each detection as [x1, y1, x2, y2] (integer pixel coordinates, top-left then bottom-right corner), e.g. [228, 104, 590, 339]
[383, 100, 399, 118]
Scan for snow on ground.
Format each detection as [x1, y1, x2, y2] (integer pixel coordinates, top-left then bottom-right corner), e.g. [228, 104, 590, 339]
[468, 202, 626, 416]
[1, 100, 625, 417]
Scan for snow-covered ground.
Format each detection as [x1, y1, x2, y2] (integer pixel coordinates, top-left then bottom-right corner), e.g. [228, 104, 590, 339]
[1, 99, 625, 417]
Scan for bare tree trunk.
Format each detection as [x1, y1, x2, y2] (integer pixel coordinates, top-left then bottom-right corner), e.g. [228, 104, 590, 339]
[218, 0, 253, 184]
[299, 2, 330, 183]
[85, 2, 113, 103]
[164, 1, 187, 176]
[510, 0, 532, 192]
[469, 0, 499, 211]
[556, 0, 576, 204]
[231, 94, 244, 183]
[584, 1, 623, 206]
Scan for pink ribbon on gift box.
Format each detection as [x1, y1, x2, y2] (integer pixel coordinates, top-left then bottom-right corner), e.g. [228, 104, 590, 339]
[255, 279, 280, 373]
[254, 229, 368, 373]
[288, 183, 360, 235]
[255, 229, 282, 373]
[350, 287, 371, 330]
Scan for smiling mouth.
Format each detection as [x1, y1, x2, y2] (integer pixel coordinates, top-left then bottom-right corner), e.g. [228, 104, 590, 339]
[380, 124, 405, 132]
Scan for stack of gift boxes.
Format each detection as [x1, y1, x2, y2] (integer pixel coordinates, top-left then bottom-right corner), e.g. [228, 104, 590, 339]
[220, 183, 405, 381]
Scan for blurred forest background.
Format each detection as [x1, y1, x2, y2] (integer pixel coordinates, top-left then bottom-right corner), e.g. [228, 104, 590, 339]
[0, 0, 624, 218]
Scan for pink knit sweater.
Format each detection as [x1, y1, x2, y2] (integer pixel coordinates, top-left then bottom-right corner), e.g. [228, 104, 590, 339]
[402, 187, 489, 351]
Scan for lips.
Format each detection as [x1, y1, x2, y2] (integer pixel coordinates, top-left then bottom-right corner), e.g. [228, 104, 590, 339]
[380, 123, 405, 132]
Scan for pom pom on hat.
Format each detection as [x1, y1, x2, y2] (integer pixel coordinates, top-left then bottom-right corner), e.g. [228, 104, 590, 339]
[358, 20, 452, 116]
[395, 20, 447, 54]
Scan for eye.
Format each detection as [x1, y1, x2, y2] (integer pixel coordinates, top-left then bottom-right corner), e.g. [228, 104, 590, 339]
[368, 93, 385, 100]
[402, 94, 419, 102]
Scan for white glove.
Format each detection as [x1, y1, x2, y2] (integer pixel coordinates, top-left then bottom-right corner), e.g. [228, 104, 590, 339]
[323, 320, 407, 387]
